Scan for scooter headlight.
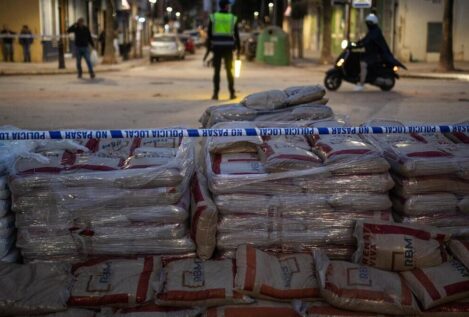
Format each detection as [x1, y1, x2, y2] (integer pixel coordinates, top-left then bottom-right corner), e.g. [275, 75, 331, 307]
[393, 66, 399, 72]
[336, 58, 345, 67]
[341, 40, 348, 49]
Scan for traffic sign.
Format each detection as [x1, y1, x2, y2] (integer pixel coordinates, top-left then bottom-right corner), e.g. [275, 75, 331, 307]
[352, 0, 372, 8]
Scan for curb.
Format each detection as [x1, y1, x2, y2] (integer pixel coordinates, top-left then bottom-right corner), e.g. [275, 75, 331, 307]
[0, 59, 147, 76]
[401, 73, 469, 81]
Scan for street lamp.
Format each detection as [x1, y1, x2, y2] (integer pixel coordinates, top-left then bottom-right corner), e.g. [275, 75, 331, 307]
[149, 0, 156, 3]
[254, 11, 259, 18]
[175, 12, 181, 18]
[268, 2, 274, 24]
[166, 6, 173, 20]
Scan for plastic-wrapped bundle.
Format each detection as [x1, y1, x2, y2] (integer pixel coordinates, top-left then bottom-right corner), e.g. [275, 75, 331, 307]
[392, 193, 459, 215]
[0, 261, 72, 316]
[205, 121, 394, 258]
[101, 305, 201, 317]
[392, 175, 469, 196]
[205, 300, 300, 317]
[293, 301, 389, 317]
[0, 175, 16, 263]
[199, 86, 332, 128]
[11, 137, 196, 262]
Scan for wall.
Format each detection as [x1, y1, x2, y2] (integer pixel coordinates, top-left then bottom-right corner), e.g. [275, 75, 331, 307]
[396, 0, 469, 62]
[0, 0, 42, 62]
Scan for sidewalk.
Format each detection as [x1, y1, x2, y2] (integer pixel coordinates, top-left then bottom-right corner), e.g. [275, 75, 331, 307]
[0, 56, 148, 76]
[291, 51, 469, 81]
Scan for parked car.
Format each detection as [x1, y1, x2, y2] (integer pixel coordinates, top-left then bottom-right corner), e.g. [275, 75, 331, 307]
[150, 34, 185, 62]
[179, 34, 196, 54]
[183, 29, 203, 47]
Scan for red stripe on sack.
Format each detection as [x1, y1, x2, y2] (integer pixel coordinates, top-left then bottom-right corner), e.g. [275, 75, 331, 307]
[68, 294, 130, 306]
[212, 154, 221, 174]
[71, 256, 139, 274]
[85, 139, 100, 152]
[243, 245, 257, 292]
[224, 307, 298, 317]
[259, 284, 319, 299]
[399, 275, 413, 306]
[453, 132, 469, 144]
[206, 308, 218, 317]
[362, 223, 432, 240]
[410, 269, 441, 301]
[61, 151, 76, 165]
[444, 281, 469, 296]
[67, 164, 118, 171]
[158, 289, 226, 301]
[325, 282, 394, 303]
[135, 256, 154, 303]
[316, 142, 332, 154]
[272, 154, 321, 162]
[18, 167, 64, 175]
[406, 151, 451, 158]
[327, 149, 372, 159]
[191, 175, 204, 203]
[410, 133, 428, 143]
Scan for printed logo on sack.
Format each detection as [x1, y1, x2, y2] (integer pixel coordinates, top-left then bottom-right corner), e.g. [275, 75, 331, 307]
[279, 257, 300, 288]
[183, 259, 205, 288]
[362, 227, 377, 267]
[87, 262, 112, 292]
[404, 237, 414, 267]
[451, 259, 469, 278]
[347, 267, 373, 287]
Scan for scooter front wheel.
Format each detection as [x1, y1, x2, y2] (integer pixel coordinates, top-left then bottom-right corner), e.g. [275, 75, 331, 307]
[380, 76, 395, 91]
[324, 72, 342, 91]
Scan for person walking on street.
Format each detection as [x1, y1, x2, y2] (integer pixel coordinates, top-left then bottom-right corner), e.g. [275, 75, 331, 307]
[1, 25, 16, 62]
[19, 25, 33, 63]
[67, 18, 95, 79]
[207, 0, 240, 100]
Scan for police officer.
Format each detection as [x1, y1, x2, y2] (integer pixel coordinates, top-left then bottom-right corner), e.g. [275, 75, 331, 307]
[207, 0, 240, 100]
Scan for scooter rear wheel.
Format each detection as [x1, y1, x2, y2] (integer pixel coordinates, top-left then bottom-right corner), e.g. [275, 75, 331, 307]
[380, 77, 395, 91]
[324, 72, 342, 91]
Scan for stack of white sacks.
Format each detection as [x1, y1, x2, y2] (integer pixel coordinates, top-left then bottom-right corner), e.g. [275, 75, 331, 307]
[204, 118, 394, 260]
[199, 85, 333, 128]
[9, 136, 196, 262]
[364, 120, 469, 237]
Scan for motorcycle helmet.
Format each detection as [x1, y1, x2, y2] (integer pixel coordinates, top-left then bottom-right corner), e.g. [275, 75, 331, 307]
[365, 14, 379, 25]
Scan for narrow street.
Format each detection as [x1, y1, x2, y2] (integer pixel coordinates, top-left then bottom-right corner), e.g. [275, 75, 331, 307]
[0, 51, 468, 130]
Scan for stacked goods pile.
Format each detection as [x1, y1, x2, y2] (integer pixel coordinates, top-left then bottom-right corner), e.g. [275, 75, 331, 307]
[9, 137, 196, 262]
[204, 120, 394, 259]
[200, 85, 333, 128]
[0, 163, 16, 263]
[363, 120, 469, 237]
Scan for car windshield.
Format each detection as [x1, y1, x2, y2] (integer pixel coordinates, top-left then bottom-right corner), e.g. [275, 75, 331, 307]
[154, 36, 176, 43]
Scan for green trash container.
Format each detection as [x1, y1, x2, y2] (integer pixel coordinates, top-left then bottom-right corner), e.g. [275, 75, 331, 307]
[256, 26, 290, 66]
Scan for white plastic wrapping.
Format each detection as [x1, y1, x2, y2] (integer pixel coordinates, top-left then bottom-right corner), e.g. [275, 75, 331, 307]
[448, 240, 469, 270]
[0, 261, 72, 316]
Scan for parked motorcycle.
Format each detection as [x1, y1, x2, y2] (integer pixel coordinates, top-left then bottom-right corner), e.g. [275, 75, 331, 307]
[324, 40, 407, 91]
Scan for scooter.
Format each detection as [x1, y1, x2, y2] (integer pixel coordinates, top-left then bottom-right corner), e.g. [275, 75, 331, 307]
[324, 40, 407, 91]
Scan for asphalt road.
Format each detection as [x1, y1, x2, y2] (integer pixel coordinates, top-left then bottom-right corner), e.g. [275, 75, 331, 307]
[0, 51, 468, 130]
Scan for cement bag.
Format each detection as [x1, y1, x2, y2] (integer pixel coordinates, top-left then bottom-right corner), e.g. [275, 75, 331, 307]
[69, 256, 159, 307]
[0, 213, 14, 237]
[393, 175, 469, 196]
[254, 104, 333, 122]
[459, 196, 469, 213]
[384, 143, 457, 177]
[205, 300, 300, 317]
[294, 301, 388, 317]
[284, 85, 326, 106]
[101, 305, 201, 317]
[212, 153, 265, 175]
[191, 171, 218, 260]
[154, 258, 253, 307]
[392, 193, 459, 216]
[314, 252, 420, 315]
[420, 297, 469, 316]
[242, 89, 288, 110]
[137, 137, 182, 149]
[259, 142, 322, 172]
[19, 308, 97, 317]
[208, 135, 263, 154]
[263, 135, 311, 150]
[0, 235, 14, 258]
[448, 240, 469, 269]
[235, 245, 320, 301]
[0, 247, 19, 263]
[124, 148, 177, 169]
[200, 103, 258, 128]
[14, 150, 69, 174]
[0, 262, 72, 316]
[401, 259, 469, 309]
[353, 220, 450, 271]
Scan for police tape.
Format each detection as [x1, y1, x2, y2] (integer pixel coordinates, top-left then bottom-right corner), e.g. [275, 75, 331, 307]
[0, 125, 467, 141]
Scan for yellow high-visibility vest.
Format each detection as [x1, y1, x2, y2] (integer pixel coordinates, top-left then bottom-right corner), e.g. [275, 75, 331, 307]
[210, 12, 237, 36]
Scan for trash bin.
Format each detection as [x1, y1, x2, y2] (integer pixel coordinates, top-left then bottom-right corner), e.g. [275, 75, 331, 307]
[256, 26, 290, 66]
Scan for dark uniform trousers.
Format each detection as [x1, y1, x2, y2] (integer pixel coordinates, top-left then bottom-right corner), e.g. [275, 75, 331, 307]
[212, 48, 235, 96]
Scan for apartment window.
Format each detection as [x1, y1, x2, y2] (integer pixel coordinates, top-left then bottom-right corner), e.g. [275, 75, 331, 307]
[426, 22, 442, 53]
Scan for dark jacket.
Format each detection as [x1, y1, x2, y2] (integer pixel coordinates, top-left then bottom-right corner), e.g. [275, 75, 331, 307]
[19, 30, 33, 45]
[358, 24, 392, 65]
[67, 24, 94, 48]
[1, 29, 15, 44]
[207, 10, 240, 53]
